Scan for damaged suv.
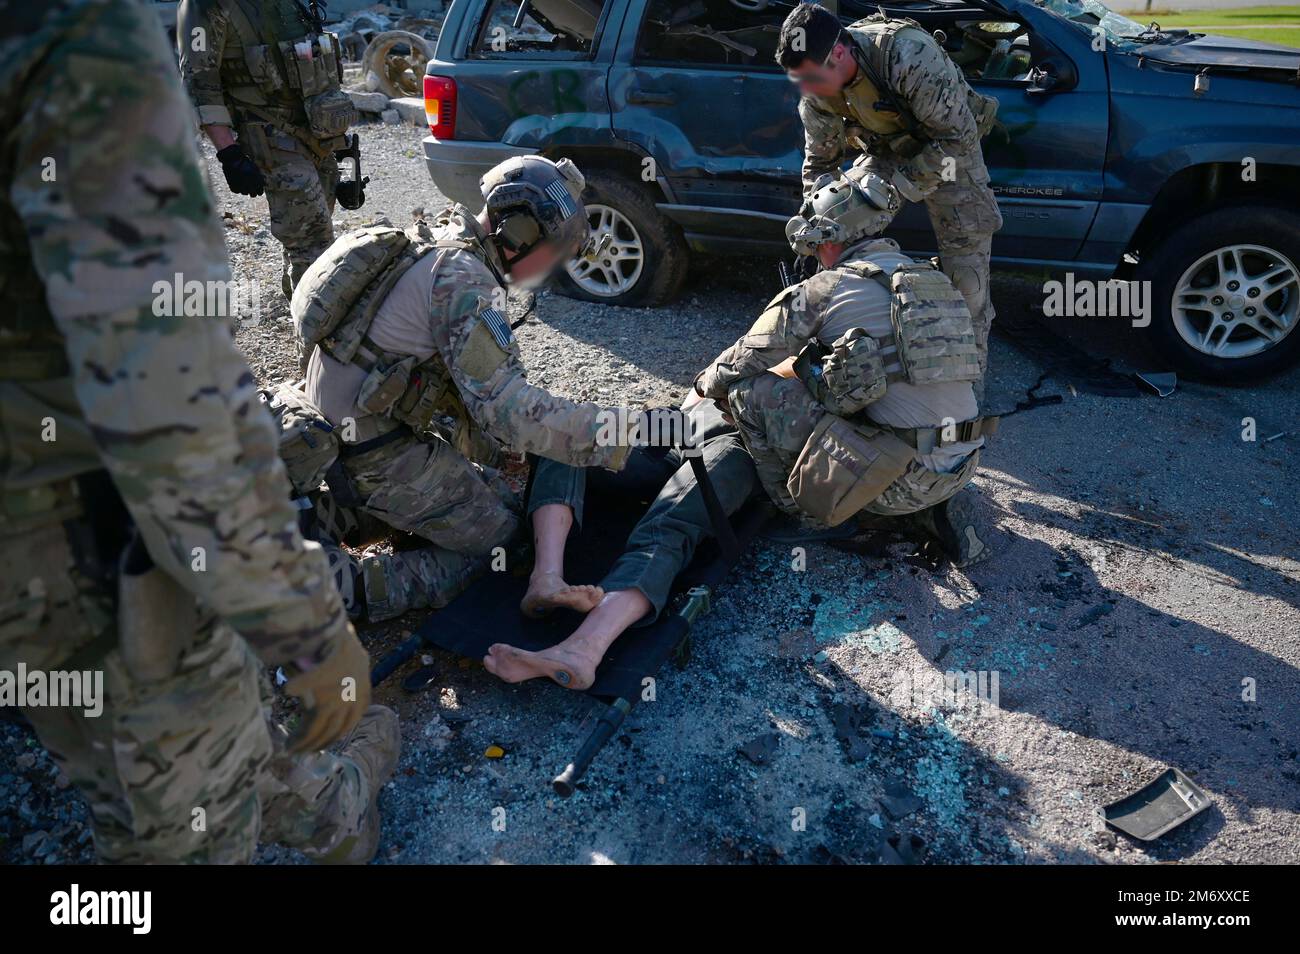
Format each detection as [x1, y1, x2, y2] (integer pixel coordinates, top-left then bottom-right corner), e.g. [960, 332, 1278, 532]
[421, 0, 1300, 380]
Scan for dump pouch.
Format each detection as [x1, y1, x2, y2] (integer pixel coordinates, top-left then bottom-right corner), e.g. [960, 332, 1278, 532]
[304, 88, 357, 143]
[259, 383, 341, 496]
[786, 415, 914, 527]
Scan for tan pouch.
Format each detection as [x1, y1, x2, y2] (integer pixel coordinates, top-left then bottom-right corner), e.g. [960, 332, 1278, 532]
[356, 356, 417, 415]
[786, 415, 915, 526]
[117, 538, 198, 685]
[303, 88, 358, 142]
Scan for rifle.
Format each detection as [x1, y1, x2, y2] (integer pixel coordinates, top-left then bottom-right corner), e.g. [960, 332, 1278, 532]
[334, 134, 369, 210]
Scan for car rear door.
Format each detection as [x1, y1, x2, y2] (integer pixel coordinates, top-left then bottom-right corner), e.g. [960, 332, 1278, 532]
[607, 0, 799, 249]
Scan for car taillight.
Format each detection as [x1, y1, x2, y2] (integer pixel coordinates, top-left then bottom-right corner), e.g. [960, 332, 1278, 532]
[424, 74, 457, 139]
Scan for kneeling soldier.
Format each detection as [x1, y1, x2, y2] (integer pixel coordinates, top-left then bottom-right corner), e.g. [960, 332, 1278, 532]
[695, 170, 997, 566]
[291, 156, 639, 620]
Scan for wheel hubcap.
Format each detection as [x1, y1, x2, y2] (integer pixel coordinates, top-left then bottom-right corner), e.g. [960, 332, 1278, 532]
[1171, 244, 1299, 359]
[565, 204, 645, 297]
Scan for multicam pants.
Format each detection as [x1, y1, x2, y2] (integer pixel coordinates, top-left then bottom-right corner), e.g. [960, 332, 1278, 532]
[859, 147, 1002, 374]
[728, 373, 979, 521]
[330, 430, 523, 621]
[0, 520, 371, 864]
[241, 122, 339, 299]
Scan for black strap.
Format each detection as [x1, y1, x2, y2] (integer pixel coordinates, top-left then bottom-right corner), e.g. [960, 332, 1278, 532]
[338, 425, 408, 459]
[688, 453, 741, 563]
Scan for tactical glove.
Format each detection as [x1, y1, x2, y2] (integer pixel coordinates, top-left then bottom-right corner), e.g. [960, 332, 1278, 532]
[217, 143, 266, 197]
[283, 623, 372, 752]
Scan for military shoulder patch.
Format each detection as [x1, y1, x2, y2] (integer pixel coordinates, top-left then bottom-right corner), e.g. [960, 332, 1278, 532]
[479, 307, 512, 350]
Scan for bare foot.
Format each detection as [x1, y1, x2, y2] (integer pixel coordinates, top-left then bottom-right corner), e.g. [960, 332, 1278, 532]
[519, 572, 603, 619]
[483, 642, 600, 690]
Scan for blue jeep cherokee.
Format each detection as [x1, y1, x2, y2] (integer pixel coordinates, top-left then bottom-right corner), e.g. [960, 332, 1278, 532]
[420, 0, 1300, 381]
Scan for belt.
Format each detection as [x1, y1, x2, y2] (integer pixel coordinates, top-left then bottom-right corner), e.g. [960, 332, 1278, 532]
[339, 424, 409, 459]
[889, 416, 999, 455]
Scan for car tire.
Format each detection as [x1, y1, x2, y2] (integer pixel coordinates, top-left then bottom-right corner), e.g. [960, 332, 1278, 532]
[1136, 203, 1300, 382]
[554, 170, 689, 307]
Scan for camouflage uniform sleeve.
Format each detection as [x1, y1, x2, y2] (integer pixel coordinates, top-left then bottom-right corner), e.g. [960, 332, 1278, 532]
[12, 0, 349, 668]
[695, 277, 827, 400]
[799, 97, 847, 196]
[436, 261, 631, 469]
[886, 29, 981, 199]
[177, 0, 233, 127]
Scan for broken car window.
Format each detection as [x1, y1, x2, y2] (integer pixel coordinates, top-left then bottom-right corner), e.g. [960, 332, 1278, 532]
[636, 0, 795, 68]
[472, 0, 606, 56]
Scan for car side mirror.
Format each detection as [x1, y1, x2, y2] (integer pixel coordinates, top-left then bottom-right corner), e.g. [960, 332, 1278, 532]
[1026, 58, 1076, 95]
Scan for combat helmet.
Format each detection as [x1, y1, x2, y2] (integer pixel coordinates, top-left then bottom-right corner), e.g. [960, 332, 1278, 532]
[479, 156, 591, 266]
[786, 169, 901, 256]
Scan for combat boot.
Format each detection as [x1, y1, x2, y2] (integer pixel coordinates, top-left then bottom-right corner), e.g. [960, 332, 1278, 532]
[912, 487, 989, 568]
[324, 705, 401, 864]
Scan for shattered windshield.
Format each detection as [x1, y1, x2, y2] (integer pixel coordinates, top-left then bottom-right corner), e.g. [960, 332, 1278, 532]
[1034, 0, 1165, 49]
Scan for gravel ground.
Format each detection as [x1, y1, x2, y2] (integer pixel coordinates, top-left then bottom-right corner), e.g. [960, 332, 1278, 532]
[3, 119, 1297, 865]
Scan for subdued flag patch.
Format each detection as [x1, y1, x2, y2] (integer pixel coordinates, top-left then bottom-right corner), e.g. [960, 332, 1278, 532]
[545, 179, 579, 219]
[479, 307, 512, 350]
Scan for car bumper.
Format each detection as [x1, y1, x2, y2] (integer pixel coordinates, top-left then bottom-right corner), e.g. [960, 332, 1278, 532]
[423, 137, 538, 210]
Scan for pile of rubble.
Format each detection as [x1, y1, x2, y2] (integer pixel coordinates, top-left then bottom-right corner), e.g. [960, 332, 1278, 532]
[333, 3, 446, 125]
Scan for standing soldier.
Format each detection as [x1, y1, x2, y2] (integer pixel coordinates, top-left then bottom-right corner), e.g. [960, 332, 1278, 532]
[776, 4, 1002, 377]
[177, 0, 358, 298]
[1, 0, 396, 863]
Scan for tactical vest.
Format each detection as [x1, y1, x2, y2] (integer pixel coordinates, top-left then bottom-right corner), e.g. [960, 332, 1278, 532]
[216, 0, 355, 154]
[819, 16, 998, 158]
[291, 220, 478, 441]
[795, 258, 981, 416]
[782, 258, 992, 526]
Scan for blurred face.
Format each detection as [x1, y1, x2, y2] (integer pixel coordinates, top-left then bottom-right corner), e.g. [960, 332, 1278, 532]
[505, 240, 569, 289]
[787, 43, 855, 99]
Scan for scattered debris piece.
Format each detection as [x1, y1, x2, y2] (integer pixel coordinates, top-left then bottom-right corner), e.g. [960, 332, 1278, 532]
[1135, 371, 1177, 397]
[1102, 767, 1212, 841]
[484, 744, 506, 759]
[738, 732, 780, 766]
[402, 664, 438, 693]
[880, 784, 924, 821]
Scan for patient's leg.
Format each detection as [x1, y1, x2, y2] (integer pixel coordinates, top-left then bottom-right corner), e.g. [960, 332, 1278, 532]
[488, 403, 757, 689]
[520, 502, 604, 618]
[485, 588, 651, 689]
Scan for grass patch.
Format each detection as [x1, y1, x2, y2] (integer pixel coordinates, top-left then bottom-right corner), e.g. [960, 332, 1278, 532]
[1115, 6, 1300, 47]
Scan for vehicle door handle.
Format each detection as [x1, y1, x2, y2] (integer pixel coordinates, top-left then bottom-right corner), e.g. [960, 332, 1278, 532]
[628, 87, 676, 105]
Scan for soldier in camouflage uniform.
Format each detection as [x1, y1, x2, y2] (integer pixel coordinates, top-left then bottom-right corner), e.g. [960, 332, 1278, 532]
[777, 4, 1002, 377]
[177, 0, 357, 298]
[301, 156, 641, 622]
[696, 169, 996, 567]
[1, 0, 397, 864]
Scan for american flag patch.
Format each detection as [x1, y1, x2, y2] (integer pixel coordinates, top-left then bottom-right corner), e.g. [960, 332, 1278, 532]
[479, 307, 512, 350]
[545, 179, 579, 218]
